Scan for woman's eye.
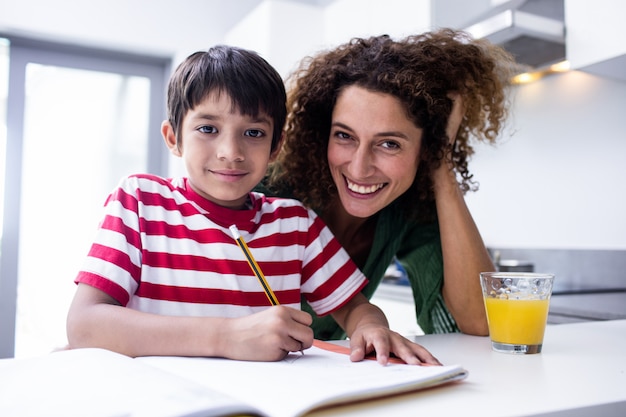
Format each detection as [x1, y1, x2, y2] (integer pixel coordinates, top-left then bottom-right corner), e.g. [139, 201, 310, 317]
[381, 140, 400, 150]
[245, 129, 265, 138]
[198, 125, 217, 134]
[334, 131, 351, 140]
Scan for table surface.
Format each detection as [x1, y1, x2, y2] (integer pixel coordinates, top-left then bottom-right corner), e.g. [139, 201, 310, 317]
[309, 319, 626, 417]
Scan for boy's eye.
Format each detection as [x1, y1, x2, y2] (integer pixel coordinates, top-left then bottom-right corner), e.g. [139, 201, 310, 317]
[245, 129, 265, 138]
[198, 125, 217, 134]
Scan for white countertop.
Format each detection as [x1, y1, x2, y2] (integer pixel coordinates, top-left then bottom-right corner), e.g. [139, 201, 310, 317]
[309, 319, 626, 417]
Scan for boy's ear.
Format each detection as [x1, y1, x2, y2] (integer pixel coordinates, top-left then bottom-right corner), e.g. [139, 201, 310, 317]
[161, 120, 182, 157]
[269, 133, 284, 162]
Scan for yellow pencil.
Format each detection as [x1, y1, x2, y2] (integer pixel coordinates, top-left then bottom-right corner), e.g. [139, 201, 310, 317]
[229, 224, 279, 306]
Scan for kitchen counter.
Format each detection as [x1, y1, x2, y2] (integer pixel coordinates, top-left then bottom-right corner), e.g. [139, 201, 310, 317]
[310, 320, 626, 417]
[374, 282, 626, 325]
[548, 291, 626, 323]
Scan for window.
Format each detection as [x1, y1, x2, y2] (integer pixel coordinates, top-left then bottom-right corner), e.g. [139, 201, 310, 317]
[0, 35, 170, 358]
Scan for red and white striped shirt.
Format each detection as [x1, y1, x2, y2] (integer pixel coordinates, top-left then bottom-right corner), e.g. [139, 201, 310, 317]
[75, 174, 367, 318]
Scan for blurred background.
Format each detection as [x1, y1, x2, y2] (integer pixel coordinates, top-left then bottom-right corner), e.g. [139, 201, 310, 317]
[1, 0, 625, 358]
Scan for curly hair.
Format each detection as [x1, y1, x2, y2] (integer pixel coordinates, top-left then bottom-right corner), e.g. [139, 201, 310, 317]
[267, 29, 514, 222]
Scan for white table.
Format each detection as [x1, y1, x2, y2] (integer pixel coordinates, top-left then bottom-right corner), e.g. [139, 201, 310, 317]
[310, 320, 626, 417]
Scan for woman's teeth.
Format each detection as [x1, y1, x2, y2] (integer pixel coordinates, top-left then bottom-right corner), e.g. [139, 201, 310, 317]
[347, 179, 384, 195]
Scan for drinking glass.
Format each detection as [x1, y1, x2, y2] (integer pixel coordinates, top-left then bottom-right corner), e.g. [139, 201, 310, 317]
[480, 272, 555, 354]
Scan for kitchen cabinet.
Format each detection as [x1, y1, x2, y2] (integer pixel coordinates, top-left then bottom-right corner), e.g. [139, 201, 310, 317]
[565, 0, 626, 81]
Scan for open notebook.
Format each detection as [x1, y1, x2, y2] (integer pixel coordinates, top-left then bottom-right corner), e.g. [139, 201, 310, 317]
[0, 341, 467, 417]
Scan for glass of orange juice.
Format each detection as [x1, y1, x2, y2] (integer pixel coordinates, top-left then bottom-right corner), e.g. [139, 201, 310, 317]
[480, 272, 555, 354]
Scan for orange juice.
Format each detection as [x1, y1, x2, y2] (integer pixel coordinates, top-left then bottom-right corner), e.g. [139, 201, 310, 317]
[485, 298, 550, 345]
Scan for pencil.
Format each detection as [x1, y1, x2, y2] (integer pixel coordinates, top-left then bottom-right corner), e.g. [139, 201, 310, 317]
[229, 224, 280, 306]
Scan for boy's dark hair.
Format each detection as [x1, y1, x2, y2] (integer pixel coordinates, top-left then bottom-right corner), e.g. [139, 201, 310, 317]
[166, 45, 286, 152]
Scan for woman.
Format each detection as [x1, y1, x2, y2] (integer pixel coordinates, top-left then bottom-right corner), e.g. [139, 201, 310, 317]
[259, 29, 515, 340]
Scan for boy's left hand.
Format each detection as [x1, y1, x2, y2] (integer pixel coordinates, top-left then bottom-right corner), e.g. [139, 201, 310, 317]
[348, 324, 442, 366]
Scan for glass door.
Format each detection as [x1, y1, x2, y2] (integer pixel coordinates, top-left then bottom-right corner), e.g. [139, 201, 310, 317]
[0, 36, 170, 358]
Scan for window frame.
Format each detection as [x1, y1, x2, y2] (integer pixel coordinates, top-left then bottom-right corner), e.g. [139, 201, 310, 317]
[0, 34, 171, 358]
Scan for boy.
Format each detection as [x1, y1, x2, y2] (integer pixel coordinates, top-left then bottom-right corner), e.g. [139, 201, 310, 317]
[66, 45, 438, 365]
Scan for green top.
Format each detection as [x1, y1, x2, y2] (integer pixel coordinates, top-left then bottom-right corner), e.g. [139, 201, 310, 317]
[255, 184, 459, 340]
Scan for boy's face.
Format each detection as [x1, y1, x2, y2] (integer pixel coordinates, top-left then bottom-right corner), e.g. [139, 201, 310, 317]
[163, 91, 275, 209]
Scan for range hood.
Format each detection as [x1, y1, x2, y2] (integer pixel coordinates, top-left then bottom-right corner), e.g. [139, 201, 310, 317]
[463, 0, 565, 71]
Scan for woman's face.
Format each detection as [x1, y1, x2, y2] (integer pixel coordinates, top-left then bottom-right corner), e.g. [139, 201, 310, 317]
[327, 86, 423, 219]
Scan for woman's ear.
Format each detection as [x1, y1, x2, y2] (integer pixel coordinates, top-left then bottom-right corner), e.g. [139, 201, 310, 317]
[161, 120, 182, 157]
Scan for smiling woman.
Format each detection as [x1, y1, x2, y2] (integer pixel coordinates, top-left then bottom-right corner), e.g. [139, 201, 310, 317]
[327, 86, 422, 220]
[259, 28, 515, 340]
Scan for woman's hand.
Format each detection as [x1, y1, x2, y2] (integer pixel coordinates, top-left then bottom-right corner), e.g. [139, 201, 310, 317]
[348, 324, 442, 366]
[331, 294, 440, 366]
[445, 92, 465, 146]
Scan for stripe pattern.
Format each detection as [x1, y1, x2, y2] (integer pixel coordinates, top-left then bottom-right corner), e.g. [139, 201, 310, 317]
[76, 174, 367, 318]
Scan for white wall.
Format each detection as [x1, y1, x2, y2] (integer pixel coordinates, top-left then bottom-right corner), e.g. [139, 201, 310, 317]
[466, 70, 626, 250]
[323, 0, 431, 45]
[225, 0, 431, 77]
[224, 0, 326, 78]
[1, 0, 624, 250]
[0, 0, 264, 65]
[566, 0, 626, 68]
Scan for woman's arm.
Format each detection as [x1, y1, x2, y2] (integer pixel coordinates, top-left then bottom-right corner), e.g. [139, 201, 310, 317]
[431, 95, 492, 335]
[66, 283, 314, 360]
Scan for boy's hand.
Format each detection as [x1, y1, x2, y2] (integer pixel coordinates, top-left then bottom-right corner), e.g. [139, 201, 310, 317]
[348, 324, 442, 366]
[224, 306, 313, 361]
